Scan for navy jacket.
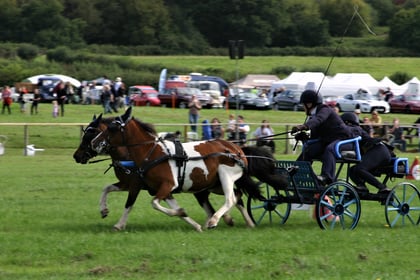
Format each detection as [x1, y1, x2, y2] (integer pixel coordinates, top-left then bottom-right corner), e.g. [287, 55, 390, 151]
[305, 104, 352, 144]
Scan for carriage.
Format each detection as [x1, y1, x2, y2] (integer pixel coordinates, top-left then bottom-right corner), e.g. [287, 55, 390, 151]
[246, 136, 420, 230]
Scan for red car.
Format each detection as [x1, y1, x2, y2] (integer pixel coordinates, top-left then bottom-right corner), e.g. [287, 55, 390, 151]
[128, 85, 161, 106]
[389, 95, 420, 114]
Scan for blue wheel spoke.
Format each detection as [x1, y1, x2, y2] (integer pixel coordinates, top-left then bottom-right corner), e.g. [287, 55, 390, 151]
[256, 210, 268, 224]
[390, 213, 402, 227]
[343, 198, 358, 208]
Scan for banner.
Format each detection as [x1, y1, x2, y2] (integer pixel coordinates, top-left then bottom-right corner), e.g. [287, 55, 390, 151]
[406, 157, 419, 180]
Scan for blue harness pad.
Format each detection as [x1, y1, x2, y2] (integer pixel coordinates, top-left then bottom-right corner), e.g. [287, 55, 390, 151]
[119, 161, 136, 168]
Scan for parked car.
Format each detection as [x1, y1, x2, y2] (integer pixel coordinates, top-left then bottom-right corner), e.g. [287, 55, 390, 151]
[224, 92, 272, 110]
[158, 87, 213, 109]
[272, 90, 303, 111]
[389, 94, 420, 114]
[336, 88, 390, 113]
[128, 85, 161, 107]
[323, 95, 338, 108]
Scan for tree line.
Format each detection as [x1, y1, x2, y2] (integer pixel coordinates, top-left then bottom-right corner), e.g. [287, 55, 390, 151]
[0, 0, 420, 53]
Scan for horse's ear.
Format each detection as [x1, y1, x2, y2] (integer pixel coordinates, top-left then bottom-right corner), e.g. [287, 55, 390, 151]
[121, 107, 132, 122]
[92, 114, 96, 121]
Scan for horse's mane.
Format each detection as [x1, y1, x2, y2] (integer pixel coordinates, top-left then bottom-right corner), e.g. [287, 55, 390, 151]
[131, 117, 157, 136]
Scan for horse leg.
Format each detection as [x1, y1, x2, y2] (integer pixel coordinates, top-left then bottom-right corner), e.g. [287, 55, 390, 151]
[165, 195, 202, 232]
[206, 169, 238, 229]
[194, 191, 234, 227]
[113, 186, 141, 231]
[234, 195, 255, 228]
[99, 182, 124, 218]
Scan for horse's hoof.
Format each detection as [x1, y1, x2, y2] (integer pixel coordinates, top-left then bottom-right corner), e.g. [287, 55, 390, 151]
[100, 209, 109, 218]
[177, 208, 187, 217]
[113, 225, 124, 231]
[207, 223, 217, 229]
[223, 216, 234, 227]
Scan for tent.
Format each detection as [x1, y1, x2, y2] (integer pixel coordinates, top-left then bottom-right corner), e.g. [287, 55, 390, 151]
[230, 74, 280, 89]
[278, 72, 326, 92]
[378, 76, 405, 96]
[24, 74, 81, 88]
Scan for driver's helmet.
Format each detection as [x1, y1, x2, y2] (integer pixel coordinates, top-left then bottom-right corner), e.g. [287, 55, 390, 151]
[300, 89, 321, 104]
[341, 112, 359, 126]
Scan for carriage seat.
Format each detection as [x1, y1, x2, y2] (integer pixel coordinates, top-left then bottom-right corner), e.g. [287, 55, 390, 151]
[372, 157, 409, 178]
[334, 136, 362, 162]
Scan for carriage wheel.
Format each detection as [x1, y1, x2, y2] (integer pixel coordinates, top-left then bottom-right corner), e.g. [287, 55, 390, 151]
[315, 181, 361, 230]
[385, 182, 420, 228]
[246, 182, 291, 226]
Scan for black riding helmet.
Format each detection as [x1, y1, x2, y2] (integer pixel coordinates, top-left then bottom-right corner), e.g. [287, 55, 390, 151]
[341, 112, 359, 126]
[300, 89, 322, 115]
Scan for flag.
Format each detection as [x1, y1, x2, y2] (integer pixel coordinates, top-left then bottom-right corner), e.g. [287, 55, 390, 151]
[406, 156, 419, 180]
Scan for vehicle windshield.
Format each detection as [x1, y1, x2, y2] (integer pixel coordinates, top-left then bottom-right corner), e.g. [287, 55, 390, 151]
[405, 95, 420, 101]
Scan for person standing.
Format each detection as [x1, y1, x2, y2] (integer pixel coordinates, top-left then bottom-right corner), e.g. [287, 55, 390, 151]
[55, 81, 67, 117]
[18, 87, 27, 113]
[1, 86, 12, 114]
[188, 95, 201, 132]
[31, 88, 41, 115]
[101, 84, 113, 114]
[52, 100, 59, 118]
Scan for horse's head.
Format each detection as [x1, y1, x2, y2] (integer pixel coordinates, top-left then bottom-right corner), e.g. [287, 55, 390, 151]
[90, 107, 136, 154]
[73, 113, 109, 164]
[91, 107, 157, 154]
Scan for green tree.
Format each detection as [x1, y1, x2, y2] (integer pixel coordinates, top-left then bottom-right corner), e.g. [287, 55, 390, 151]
[19, 0, 85, 48]
[388, 6, 420, 50]
[319, 0, 373, 37]
[273, 0, 329, 47]
[0, 0, 20, 42]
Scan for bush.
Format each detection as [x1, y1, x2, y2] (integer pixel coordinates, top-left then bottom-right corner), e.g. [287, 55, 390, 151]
[390, 71, 412, 85]
[17, 44, 39, 60]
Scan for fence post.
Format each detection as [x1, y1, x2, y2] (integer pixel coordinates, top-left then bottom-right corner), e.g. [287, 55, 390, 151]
[284, 124, 290, 154]
[24, 125, 28, 156]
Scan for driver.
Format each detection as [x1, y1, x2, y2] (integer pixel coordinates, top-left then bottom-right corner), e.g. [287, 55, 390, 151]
[292, 89, 352, 185]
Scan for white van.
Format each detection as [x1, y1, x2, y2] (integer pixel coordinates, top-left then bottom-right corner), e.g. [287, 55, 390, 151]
[187, 80, 224, 108]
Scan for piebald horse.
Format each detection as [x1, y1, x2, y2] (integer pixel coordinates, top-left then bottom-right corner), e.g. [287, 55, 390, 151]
[73, 111, 250, 230]
[90, 108, 266, 230]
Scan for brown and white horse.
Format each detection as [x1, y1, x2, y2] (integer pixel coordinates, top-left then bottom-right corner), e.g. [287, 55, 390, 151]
[90, 108, 266, 230]
[73, 110, 258, 231]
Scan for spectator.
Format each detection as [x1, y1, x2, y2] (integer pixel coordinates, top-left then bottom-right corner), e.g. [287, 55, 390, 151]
[31, 88, 41, 115]
[1, 85, 12, 114]
[52, 100, 59, 118]
[253, 119, 275, 153]
[188, 94, 201, 132]
[18, 87, 27, 113]
[369, 110, 383, 137]
[354, 109, 362, 123]
[389, 118, 406, 152]
[226, 114, 236, 140]
[54, 81, 67, 116]
[379, 87, 394, 102]
[101, 84, 113, 114]
[210, 117, 224, 139]
[236, 115, 250, 145]
[361, 117, 374, 138]
[64, 81, 75, 104]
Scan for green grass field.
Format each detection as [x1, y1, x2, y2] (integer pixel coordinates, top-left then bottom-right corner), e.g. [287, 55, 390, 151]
[0, 103, 419, 279]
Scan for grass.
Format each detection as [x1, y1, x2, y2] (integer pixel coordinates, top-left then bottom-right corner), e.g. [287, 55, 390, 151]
[128, 56, 420, 81]
[0, 103, 419, 279]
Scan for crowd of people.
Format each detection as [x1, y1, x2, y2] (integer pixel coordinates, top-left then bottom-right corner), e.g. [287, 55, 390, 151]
[0, 76, 127, 116]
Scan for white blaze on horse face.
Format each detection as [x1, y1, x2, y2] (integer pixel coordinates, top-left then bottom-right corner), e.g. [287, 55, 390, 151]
[159, 141, 209, 191]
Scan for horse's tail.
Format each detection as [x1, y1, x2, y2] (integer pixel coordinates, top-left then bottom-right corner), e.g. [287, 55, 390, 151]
[241, 146, 288, 190]
[235, 173, 265, 201]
